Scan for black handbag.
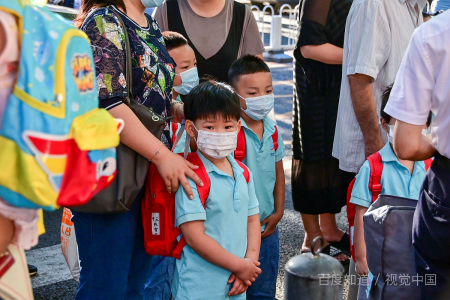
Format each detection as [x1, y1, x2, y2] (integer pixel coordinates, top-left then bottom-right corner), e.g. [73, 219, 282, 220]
[72, 9, 168, 214]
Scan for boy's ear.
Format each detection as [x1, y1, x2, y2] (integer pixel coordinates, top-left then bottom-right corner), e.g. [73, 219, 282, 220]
[237, 119, 242, 132]
[380, 117, 389, 134]
[185, 120, 196, 138]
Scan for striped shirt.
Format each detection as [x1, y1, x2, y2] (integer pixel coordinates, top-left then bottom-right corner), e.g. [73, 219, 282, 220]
[332, 0, 426, 173]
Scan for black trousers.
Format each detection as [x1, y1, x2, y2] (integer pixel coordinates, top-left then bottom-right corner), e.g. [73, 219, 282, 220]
[413, 153, 450, 300]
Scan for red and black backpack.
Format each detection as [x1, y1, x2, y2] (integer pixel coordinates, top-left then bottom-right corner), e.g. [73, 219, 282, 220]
[142, 152, 250, 259]
[346, 152, 433, 261]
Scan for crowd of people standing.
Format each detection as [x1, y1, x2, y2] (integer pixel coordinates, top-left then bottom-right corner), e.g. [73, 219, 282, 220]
[1, 0, 450, 299]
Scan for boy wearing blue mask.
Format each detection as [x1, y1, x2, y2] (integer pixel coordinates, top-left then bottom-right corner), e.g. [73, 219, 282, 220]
[173, 80, 262, 300]
[228, 55, 286, 300]
[163, 31, 199, 153]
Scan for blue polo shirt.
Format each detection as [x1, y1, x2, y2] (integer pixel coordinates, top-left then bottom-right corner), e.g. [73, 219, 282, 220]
[238, 116, 286, 231]
[172, 151, 259, 300]
[350, 143, 427, 208]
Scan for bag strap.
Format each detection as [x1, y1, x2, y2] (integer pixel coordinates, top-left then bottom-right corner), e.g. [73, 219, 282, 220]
[424, 158, 433, 171]
[173, 152, 211, 259]
[171, 123, 179, 147]
[272, 125, 279, 151]
[367, 152, 383, 203]
[111, 7, 133, 105]
[236, 160, 250, 184]
[234, 127, 246, 162]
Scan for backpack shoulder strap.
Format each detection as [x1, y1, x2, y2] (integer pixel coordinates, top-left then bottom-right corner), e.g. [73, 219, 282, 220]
[424, 158, 433, 171]
[271, 125, 279, 151]
[234, 127, 246, 162]
[367, 152, 383, 203]
[236, 160, 250, 184]
[186, 152, 211, 207]
[173, 152, 211, 259]
[171, 123, 178, 147]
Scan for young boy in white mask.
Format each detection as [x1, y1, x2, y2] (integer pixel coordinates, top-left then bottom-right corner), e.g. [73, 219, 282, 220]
[228, 55, 286, 300]
[162, 31, 199, 153]
[173, 80, 262, 300]
[350, 85, 432, 297]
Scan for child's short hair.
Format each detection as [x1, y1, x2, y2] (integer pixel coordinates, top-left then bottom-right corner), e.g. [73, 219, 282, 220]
[381, 84, 433, 127]
[162, 31, 188, 51]
[184, 79, 241, 122]
[228, 55, 271, 86]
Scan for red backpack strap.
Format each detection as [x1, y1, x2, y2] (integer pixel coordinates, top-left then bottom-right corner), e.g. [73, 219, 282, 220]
[236, 160, 250, 184]
[173, 152, 211, 259]
[234, 127, 246, 162]
[367, 152, 383, 203]
[271, 125, 279, 152]
[171, 123, 179, 146]
[424, 158, 433, 171]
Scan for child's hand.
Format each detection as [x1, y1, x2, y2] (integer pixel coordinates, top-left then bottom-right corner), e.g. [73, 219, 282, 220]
[261, 212, 283, 238]
[235, 258, 261, 286]
[356, 257, 369, 276]
[227, 273, 248, 296]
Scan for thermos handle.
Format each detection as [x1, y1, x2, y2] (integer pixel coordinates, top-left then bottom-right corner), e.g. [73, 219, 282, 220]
[311, 236, 324, 257]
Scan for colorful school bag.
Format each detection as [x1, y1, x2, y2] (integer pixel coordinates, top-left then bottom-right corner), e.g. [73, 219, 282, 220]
[346, 152, 433, 261]
[0, 0, 121, 211]
[234, 125, 279, 161]
[142, 152, 251, 259]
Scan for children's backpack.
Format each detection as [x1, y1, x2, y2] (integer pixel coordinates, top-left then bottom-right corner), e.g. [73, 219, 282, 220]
[346, 152, 433, 261]
[142, 152, 251, 259]
[0, 0, 121, 211]
[234, 125, 279, 161]
[363, 194, 422, 300]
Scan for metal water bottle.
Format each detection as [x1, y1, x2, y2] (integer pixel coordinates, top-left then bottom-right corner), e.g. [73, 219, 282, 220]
[285, 237, 345, 300]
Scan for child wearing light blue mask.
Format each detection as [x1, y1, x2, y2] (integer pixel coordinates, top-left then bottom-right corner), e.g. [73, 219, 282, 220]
[228, 55, 286, 300]
[162, 31, 199, 153]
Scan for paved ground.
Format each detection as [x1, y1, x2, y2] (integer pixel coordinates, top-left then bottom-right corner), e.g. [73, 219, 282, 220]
[27, 59, 350, 299]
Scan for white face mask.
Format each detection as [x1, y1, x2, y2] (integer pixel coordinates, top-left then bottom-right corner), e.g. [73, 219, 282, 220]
[388, 124, 395, 144]
[173, 67, 199, 95]
[238, 94, 275, 121]
[141, 0, 164, 8]
[192, 124, 238, 159]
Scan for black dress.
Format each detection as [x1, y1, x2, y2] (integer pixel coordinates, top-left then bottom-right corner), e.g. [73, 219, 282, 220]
[292, 0, 353, 214]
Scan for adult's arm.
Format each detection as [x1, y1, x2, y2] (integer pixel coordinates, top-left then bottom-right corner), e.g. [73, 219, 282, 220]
[384, 22, 435, 161]
[349, 74, 384, 158]
[109, 104, 203, 198]
[344, 0, 391, 157]
[300, 43, 343, 65]
[393, 121, 435, 160]
[0, 214, 14, 254]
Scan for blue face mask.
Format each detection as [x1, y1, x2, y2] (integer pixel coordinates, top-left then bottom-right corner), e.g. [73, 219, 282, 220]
[238, 93, 275, 121]
[173, 67, 199, 95]
[141, 0, 165, 8]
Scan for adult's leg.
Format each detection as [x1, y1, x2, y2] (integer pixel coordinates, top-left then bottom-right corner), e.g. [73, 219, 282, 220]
[247, 228, 279, 300]
[72, 200, 140, 300]
[320, 213, 345, 243]
[126, 200, 175, 300]
[413, 161, 450, 300]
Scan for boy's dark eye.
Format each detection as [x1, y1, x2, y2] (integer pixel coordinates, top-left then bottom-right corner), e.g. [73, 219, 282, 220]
[249, 92, 257, 96]
[206, 126, 214, 130]
[267, 89, 273, 94]
[225, 126, 233, 129]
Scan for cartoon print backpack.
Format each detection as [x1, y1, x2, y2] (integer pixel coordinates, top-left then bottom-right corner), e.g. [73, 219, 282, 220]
[142, 152, 251, 259]
[234, 125, 279, 161]
[0, 0, 122, 211]
[346, 152, 433, 261]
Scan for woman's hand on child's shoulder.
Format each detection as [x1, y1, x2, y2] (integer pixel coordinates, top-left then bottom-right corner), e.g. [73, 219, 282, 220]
[234, 257, 261, 286]
[227, 273, 248, 296]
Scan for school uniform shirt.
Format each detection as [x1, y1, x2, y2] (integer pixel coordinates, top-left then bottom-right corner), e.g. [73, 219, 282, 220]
[350, 143, 427, 208]
[384, 12, 450, 159]
[239, 116, 286, 231]
[172, 151, 259, 300]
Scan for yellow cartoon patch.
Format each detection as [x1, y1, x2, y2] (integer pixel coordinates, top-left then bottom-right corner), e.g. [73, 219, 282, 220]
[72, 54, 94, 94]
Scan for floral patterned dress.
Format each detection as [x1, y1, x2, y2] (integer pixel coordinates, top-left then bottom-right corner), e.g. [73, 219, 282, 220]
[81, 5, 175, 144]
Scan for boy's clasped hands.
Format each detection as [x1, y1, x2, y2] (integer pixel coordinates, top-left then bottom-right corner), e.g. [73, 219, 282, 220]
[227, 258, 261, 296]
